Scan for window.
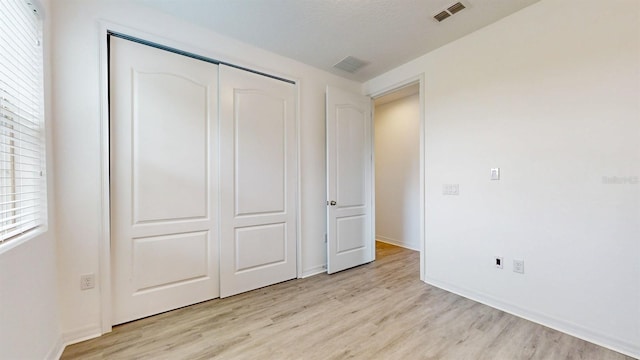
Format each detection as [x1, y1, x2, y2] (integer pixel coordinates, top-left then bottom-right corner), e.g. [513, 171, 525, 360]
[0, 0, 45, 245]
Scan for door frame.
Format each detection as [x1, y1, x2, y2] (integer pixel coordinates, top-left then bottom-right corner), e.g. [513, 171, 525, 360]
[97, 21, 302, 334]
[367, 74, 426, 281]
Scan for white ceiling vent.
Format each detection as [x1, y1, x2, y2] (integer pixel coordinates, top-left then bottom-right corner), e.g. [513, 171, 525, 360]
[434, 2, 466, 22]
[333, 56, 368, 73]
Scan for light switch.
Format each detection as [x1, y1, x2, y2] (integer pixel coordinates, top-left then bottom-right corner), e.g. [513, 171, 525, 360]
[491, 168, 500, 180]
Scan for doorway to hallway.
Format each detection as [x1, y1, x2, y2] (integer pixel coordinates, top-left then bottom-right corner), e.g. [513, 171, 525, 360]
[373, 83, 421, 270]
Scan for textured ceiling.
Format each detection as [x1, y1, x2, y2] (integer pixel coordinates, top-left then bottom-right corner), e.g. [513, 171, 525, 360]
[137, 0, 540, 82]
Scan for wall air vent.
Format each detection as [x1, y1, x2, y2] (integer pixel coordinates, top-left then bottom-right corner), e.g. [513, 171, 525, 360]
[434, 2, 466, 22]
[333, 56, 368, 73]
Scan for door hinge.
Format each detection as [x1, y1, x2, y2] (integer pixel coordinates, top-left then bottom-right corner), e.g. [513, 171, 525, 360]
[324, 233, 327, 243]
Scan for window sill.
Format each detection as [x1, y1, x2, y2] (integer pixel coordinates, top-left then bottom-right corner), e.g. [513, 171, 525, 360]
[0, 226, 49, 255]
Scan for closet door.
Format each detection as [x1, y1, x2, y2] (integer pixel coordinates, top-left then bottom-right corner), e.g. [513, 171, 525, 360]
[110, 37, 219, 324]
[219, 65, 297, 297]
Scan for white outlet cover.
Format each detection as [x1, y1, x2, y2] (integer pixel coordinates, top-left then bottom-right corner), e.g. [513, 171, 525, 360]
[442, 184, 460, 195]
[495, 256, 503, 269]
[80, 274, 95, 290]
[513, 259, 524, 274]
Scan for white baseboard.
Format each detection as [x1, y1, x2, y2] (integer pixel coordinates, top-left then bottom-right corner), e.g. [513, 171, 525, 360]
[425, 276, 640, 359]
[376, 236, 420, 251]
[62, 324, 103, 347]
[301, 265, 326, 278]
[46, 335, 66, 360]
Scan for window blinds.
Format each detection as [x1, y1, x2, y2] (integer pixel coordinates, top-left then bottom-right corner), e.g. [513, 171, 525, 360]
[0, 0, 45, 244]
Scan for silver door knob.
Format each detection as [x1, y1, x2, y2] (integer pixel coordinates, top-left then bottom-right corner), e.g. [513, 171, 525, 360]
[330, 200, 337, 206]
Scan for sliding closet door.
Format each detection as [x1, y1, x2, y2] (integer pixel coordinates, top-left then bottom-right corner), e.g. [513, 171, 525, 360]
[110, 37, 219, 325]
[219, 65, 297, 297]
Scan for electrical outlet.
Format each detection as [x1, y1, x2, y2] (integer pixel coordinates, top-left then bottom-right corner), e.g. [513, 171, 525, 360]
[80, 274, 95, 290]
[513, 259, 524, 274]
[442, 184, 459, 195]
[495, 256, 503, 269]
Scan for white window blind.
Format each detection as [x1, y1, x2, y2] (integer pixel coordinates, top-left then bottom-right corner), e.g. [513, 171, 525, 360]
[0, 0, 45, 244]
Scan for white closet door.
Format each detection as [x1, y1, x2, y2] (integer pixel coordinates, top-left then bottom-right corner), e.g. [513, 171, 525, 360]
[326, 86, 374, 274]
[219, 65, 297, 297]
[110, 37, 219, 325]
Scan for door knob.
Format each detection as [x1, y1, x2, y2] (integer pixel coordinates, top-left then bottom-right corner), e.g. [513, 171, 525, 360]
[330, 200, 337, 206]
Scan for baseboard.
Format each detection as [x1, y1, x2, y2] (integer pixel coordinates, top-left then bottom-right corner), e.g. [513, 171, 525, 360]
[376, 236, 420, 251]
[425, 276, 640, 359]
[46, 335, 65, 360]
[301, 265, 326, 278]
[62, 324, 103, 347]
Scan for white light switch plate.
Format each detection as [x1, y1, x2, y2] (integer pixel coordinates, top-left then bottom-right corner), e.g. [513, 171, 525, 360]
[491, 168, 500, 180]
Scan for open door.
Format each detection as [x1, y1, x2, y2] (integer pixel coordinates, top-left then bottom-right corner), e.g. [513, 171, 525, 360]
[326, 86, 374, 274]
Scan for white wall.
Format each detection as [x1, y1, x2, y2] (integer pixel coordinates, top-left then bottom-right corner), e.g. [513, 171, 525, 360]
[0, 235, 61, 359]
[374, 94, 420, 250]
[364, 0, 639, 357]
[0, 0, 62, 358]
[51, 0, 360, 342]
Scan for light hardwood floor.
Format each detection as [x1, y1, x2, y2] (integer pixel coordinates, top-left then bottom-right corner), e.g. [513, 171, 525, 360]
[62, 242, 632, 360]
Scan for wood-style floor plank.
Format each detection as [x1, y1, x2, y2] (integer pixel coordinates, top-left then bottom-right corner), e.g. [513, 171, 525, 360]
[62, 242, 632, 360]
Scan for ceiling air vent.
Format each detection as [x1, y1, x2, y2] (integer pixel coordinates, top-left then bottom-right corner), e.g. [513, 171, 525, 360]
[434, 2, 466, 22]
[433, 11, 451, 22]
[333, 56, 368, 73]
[448, 2, 466, 15]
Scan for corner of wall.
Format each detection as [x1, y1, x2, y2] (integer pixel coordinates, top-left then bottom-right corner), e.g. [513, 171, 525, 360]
[62, 325, 103, 349]
[46, 335, 66, 360]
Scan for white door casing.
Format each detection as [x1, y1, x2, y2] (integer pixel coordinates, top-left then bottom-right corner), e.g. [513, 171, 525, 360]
[219, 65, 297, 297]
[326, 86, 374, 274]
[110, 37, 219, 325]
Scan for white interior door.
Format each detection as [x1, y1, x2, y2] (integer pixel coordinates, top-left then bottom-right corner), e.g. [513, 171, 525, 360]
[110, 37, 219, 325]
[326, 86, 374, 274]
[219, 65, 297, 297]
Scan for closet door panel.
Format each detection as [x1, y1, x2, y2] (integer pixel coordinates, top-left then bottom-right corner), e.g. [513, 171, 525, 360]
[110, 36, 219, 325]
[219, 65, 297, 297]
